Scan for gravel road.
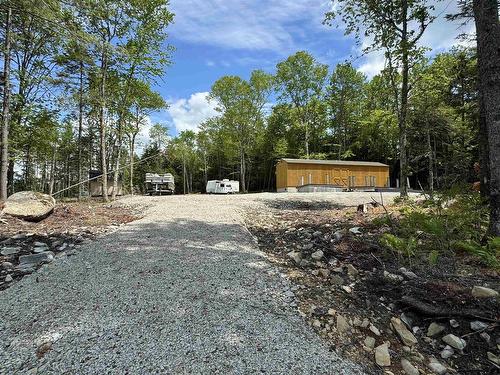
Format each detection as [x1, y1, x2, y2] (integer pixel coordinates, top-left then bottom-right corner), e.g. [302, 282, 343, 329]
[0, 192, 403, 374]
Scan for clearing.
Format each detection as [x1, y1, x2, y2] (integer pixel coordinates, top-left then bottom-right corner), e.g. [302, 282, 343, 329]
[0, 192, 390, 374]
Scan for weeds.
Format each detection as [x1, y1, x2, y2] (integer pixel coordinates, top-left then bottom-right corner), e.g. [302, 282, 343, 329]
[376, 189, 499, 269]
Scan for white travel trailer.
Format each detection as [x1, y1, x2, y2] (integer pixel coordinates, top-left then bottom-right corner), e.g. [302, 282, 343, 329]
[206, 179, 240, 194]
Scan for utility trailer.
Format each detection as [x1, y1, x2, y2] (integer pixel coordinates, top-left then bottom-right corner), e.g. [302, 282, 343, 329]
[206, 179, 239, 194]
[145, 173, 175, 195]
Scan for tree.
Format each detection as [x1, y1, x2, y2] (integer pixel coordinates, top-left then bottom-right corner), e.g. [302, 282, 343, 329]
[209, 70, 273, 192]
[1, 5, 11, 200]
[275, 51, 328, 158]
[326, 0, 439, 197]
[326, 62, 366, 159]
[472, 0, 500, 235]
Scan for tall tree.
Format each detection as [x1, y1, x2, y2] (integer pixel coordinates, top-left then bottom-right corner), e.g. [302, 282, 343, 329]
[275, 51, 328, 158]
[326, 0, 439, 197]
[1, 5, 12, 200]
[472, 0, 500, 235]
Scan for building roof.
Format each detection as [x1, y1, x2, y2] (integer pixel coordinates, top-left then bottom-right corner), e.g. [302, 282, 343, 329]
[279, 158, 389, 168]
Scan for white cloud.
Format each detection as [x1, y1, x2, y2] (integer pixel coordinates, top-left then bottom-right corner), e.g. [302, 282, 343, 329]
[168, 92, 218, 133]
[169, 0, 332, 52]
[337, 1, 476, 78]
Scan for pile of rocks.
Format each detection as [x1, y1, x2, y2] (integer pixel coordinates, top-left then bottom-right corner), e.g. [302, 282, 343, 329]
[0, 231, 91, 289]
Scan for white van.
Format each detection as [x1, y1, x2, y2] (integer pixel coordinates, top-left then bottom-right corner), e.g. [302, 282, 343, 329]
[206, 179, 240, 194]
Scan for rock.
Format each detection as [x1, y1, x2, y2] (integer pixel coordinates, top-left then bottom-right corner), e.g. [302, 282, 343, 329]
[374, 343, 391, 366]
[349, 227, 362, 235]
[18, 252, 54, 269]
[5, 274, 13, 282]
[428, 359, 447, 375]
[449, 319, 459, 328]
[487, 352, 500, 365]
[470, 321, 488, 331]
[302, 243, 314, 251]
[346, 264, 359, 277]
[401, 269, 418, 280]
[327, 308, 336, 316]
[312, 319, 322, 328]
[337, 314, 350, 333]
[2, 191, 55, 221]
[287, 251, 302, 264]
[33, 247, 48, 254]
[1, 247, 20, 256]
[311, 250, 324, 260]
[357, 203, 371, 213]
[401, 359, 419, 375]
[34, 241, 47, 247]
[1, 261, 14, 269]
[12, 233, 27, 240]
[57, 243, 68, 252]
[364, 336, 376, 349]
[341, 285, 352, 293]
[370, 324, 381, 336]
[442, 334, 466, 350]
[391, 317, 418, 346]
[353, 317, 363, 327]
[427, 322, 446, 337]
[440, 345, 454, 359]
[472, 286, 498, 298]
[312, 231, 322, 238]
[480, 332, 490, 343]
[384, 270, 404, 282]
[333, 230, 344, 241]
[361, 318, 370, 328]
[319, 268, 330, 278]
[400, 312, 414, 329]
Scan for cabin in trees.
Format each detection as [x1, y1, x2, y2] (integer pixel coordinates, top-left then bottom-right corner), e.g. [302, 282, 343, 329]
[275, 158, 390, 192]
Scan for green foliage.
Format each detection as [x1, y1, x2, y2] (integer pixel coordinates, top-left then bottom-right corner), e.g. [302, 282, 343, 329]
[379, 190, 496, 268]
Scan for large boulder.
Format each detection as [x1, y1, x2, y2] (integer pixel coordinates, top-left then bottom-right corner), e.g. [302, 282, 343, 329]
[2, 191, 55, 221]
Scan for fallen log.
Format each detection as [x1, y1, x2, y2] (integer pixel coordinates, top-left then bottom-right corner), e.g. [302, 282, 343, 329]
[400, 295, 498, 322]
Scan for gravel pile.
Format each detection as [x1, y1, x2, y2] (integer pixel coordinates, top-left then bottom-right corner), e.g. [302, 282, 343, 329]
[0, 193, 390, 374]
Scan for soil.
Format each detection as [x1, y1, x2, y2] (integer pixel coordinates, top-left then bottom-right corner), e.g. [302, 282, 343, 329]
[0, 201, 141, 290]
[245, 199, 500, 375]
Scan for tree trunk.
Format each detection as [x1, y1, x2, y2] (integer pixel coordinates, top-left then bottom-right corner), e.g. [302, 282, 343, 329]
[240, 143, 246, 193]
[183, 156, 186, 195]
[1, 6, 12, 200]
[99, 39, 109, 202]
[473, 0, 500, 236]
[49, 144, 57, 195]
[398, 0, 410, 198]
[427, 127, 434, 197]
[478, 99, 490, 198]
[77, 60, 84, 200]
[112, 116, 123, 200]
[129, 133, 136, 195]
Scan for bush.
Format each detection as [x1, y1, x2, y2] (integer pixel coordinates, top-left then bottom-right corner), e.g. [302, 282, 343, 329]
[378, 189, 498, 268]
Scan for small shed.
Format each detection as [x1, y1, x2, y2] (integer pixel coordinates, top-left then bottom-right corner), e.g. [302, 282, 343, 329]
[89, 170, 123, 197]
[276, 158, 390, 192]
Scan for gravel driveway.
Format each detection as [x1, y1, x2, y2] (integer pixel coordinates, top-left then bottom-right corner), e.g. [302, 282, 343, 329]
[0, 192, 402, 374]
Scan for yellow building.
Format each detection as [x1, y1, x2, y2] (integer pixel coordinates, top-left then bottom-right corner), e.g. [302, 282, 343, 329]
[276, 158, 390, 192]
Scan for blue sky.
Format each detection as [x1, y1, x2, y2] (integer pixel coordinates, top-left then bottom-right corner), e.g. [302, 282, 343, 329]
[141, 0, 473, 146]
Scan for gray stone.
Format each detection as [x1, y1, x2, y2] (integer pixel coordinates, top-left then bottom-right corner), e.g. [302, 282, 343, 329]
[470, 321, 488, 331]
[346, 264, 359, 277]
[302, 243, 314, 250]
[57, 243, 68, 252]
[33, 247, 48, 254]
[364, 336, 376, 349]
[18, 252, 55, 268]
[12, 233, 27, 240]
[401, 359, 419, 375]
[1, 247, 20, 256]
[5, 274, 13, 282]
[384, 270, 404, 282]
[311, 250, 324, 260]
[427, 322, 446, 337]
[349, 227, 362, 235]
[442, 334, 466, 350]
[480, 332, 490, 343]
[333, 230, 344, 241]
[369, 324, 381, 336]
[2, 191, 55, 221]
[312, 231, 322, 238]
[1, 261, 14, 269]
[428, 360, 447, 375]
[336, 314, 350, 334]
[472, 286, 498, 298]
[286, 251, 302, 264]
[487, 352, 500, 365]
[391, 317, 418, 346]
[341, 285, 352, 293]
[400, 312, 413, 329]
[34, 241, 48, 247]
[374, 343, 391, 366]
[449, 319, 459, 328]
[440, 345, 454, 359]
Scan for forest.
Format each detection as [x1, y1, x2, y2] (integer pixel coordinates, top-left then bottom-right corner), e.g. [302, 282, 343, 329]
[0, 1, 499, 235]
